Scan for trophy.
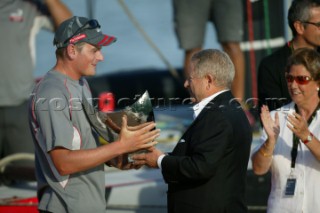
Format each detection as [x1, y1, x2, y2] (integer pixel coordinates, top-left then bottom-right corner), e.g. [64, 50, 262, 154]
[82, 90, 155, 162]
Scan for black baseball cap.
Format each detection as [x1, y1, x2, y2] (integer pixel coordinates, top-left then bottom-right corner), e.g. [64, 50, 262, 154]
[53, 16, 117, 48]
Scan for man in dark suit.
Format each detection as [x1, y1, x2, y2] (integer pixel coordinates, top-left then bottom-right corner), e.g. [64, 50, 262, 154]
[132, 49, 252, 213]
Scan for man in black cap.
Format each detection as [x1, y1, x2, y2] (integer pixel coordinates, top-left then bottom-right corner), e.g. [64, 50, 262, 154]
[29, 16, 160, 213]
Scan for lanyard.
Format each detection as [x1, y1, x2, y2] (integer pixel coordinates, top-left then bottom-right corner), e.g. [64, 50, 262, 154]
[291, 104, 318, 168]
[291, 135, 299, 168]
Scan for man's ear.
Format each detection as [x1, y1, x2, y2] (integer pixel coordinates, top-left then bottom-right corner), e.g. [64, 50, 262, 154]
[206, 74, 215, 84]
[294, 21, 305, 35]
[205, 74, 215, 89]
[66, 44, 77, 59]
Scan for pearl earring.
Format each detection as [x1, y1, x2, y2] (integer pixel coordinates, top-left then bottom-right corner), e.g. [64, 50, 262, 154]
[317, 88, 320, 91]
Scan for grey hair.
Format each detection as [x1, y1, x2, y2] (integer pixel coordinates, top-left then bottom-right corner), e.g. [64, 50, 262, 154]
[190, 49, 235, 89]
[288, 0, 320, 37]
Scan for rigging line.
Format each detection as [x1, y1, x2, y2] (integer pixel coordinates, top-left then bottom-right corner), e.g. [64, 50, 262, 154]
[117, 0, 181, 81]
[246, 0, 258, 102]
[263, 0, 272, 54]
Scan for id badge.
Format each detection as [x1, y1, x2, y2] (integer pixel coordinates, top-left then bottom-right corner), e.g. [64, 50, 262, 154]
[285, 170, 297, 196]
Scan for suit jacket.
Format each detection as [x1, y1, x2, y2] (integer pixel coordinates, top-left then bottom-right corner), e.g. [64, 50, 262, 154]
[258, 44, 292, 111]
[161, 91, 252, 213]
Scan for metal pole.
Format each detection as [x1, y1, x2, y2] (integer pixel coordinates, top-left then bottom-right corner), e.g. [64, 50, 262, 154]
[87, 0, 95, 19]
[284, 0, 293, 41]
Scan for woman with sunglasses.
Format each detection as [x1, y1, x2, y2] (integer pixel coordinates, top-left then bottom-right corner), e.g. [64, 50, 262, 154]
[252, 48, 320, 213]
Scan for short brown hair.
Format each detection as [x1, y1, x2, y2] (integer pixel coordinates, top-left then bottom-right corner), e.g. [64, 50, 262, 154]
[55, 42, 86, 58]
[286, 48, 320, 82]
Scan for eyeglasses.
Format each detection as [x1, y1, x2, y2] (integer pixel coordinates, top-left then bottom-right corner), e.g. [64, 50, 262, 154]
[302, 21, 320, 29]
[285, 74, 313, 85]
[63, 19, 101, 45]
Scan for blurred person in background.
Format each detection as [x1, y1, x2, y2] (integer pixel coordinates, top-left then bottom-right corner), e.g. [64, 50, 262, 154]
[0, 0, 72, 168]
[258, 0, 320, 111]
[172, 0, 245, 101]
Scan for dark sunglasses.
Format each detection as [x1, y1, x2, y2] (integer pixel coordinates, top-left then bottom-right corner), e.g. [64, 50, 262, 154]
[285, 74, 313, 85]
[63, 19, 101, 45]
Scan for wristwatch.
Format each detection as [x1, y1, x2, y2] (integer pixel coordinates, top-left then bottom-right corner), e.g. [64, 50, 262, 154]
[302, 132, 313, 144]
